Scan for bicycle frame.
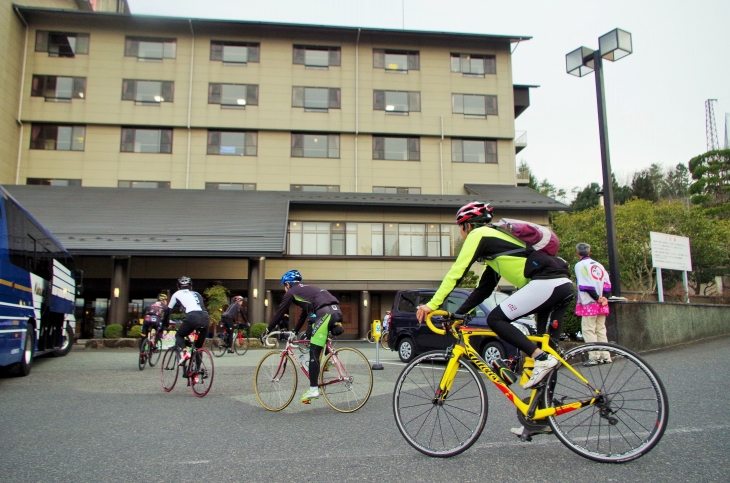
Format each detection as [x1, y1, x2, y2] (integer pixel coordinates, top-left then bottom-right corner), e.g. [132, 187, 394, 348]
[428, 311, 599, 421]
[265, 331, 346, 389]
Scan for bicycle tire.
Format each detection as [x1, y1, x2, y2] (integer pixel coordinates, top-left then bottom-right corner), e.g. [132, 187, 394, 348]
[160, 347, 180, 392]
[545, 342, 669, 463]
[212, 332, 227, 358]
[366, 330, 374, 343]
[234, 329, 250, 356]
[148, 339, 162, 367]
[393, 350, 488, 458]
[320, 347, 373, 413]
[138, 340, 148, 371]
[254, 351, 298, 411]
[380, 331, 389, 350]
[189, 348, 215, 397]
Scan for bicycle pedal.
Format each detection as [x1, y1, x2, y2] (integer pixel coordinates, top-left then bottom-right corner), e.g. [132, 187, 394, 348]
[301, 398, 312, 404]
[519, 431, 532, 443]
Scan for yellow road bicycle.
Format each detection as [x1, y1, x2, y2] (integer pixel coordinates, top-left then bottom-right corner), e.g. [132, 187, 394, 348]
[392, 310, 669, 463]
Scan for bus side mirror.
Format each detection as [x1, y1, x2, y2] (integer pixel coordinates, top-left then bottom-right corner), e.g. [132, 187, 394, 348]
[75, 269, 84, 296]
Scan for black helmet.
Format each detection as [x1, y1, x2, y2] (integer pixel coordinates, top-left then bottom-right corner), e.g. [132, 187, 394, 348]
[178, 276, 192, 289]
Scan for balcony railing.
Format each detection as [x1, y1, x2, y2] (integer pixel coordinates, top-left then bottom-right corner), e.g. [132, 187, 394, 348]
[515, 131, 527, 154]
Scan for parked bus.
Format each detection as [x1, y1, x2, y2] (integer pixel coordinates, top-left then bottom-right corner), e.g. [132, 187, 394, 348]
[0, 186, 78, 376]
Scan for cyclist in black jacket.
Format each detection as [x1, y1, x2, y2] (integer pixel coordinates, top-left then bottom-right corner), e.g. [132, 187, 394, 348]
[168, 276, 209, 366]
[221, 295, 248, 353]
[262, 270, 343, 403]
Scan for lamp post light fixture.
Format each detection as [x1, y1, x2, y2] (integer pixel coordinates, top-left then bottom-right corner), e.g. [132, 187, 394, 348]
[566, 28, 632, 296]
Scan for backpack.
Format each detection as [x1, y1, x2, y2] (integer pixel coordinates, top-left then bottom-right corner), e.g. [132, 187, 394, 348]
[486, 218, 560, 259]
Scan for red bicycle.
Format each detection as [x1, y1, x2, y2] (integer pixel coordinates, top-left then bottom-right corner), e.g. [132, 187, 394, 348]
[160, 328, 214, 397]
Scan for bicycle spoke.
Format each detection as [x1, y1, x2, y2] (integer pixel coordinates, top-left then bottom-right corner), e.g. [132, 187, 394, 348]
[254, 351, 297, 411]
[321, 348, 373, 413]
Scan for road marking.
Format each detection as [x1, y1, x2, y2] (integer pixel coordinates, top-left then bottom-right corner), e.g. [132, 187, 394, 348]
[179, 460, 210, 465]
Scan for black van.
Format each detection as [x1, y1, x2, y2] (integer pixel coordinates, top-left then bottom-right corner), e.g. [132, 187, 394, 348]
[387, 288, 535, 363]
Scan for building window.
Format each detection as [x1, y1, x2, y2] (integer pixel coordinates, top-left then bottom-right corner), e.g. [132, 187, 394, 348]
[31, 75, 86, 101]
[373, 90, 420, 114]
[372, 186, 421, 194]
[30, 124, 85, 151]
[208, 83, 258, 108]
[373, 49, 419, 72]
[124, 37, 176, 61]
[122, 80, 174, 105]
[372, 136, 420, 161]
[27, 178, 81, 187]
[290, 185, 340, 192]
[291, 134, 339, 158]
[210, 41, 260, 64]
[205, 183, 256, 190]
[118, 181, 171, 189]
[207, 131, 258, 156]
[452, 94, 498, 118]
[35, 31, 89, 57]
[452, 139, 498, 164]
[120, 128, 173, 153]
[450, 53, 496, 76]
[287, 221, 458, 257]
[293, 45, 341, 68]
[292, 87, 341, 111]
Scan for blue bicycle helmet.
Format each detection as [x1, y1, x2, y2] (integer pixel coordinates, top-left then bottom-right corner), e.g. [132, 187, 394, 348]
[281, 269, 302, 285]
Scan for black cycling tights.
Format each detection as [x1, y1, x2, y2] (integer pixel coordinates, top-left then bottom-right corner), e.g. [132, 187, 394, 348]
[486, 281, 574, 355]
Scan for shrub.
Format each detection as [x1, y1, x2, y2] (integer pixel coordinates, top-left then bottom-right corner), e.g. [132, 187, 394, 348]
[105, 324, 123, 338]
[128, 325, 142, 338]
[561, 300, 581, 337]
[249, 323, 268, 339]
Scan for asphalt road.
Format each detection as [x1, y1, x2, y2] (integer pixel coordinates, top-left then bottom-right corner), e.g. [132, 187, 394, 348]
[1, 337, 729, 483]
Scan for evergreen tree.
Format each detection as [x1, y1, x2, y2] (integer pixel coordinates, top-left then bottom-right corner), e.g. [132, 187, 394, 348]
[570, 182, 601, 211]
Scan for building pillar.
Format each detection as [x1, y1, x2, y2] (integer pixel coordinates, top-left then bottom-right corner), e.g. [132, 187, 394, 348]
[109, 256, 131, 328]
[359, 290, 371, 339]
[247, 257, 266, 324]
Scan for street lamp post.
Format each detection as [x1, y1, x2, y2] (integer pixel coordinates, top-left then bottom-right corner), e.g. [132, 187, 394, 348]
[566, 28, 632, 296]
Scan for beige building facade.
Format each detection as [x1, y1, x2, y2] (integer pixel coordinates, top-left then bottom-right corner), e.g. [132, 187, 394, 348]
[2, 1, 566, 338]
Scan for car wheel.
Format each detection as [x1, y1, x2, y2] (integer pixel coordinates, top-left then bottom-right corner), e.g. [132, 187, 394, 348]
[398, 337, 415, 363]
[481, 340, 505, 366]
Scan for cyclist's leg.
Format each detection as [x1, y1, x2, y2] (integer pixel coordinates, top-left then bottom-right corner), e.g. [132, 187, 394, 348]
[175, 318, 193, 351]
[222, 317, 234, 347]
[308, 344, 324, 388]
[140, 321, 151, 349]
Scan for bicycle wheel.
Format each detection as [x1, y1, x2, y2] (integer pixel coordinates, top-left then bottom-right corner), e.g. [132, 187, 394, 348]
[393, 350, 488, 458]
[254, 351, 298, 411]
[366, 330, 374, 343]
[234, 329, 250, 356]
[297, 331, 310, 354]
[160, 347, 180, 392]
[320, 347, 373, 413]
[189, 348, 215, 397]
[148, 339, 162, 367]
[380, 331, 389, 350]
[211, 331, 227, 358]
[138, 340, 148, 371]
[545, 342, 669, 463]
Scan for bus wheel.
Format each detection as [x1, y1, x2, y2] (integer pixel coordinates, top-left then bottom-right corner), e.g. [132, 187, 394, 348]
[52, 323, 74, 357]
[15, 326, 34, 377]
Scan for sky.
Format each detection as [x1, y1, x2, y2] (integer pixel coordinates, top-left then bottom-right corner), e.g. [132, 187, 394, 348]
[127, 0, 730, 198]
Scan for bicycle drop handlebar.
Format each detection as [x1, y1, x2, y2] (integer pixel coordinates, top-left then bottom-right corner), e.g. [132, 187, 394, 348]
[263, 330, 297, 348]
[424, 310, 468, 338]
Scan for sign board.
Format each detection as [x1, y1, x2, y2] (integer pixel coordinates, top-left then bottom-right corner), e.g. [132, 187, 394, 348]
[650, 232, 692, 271]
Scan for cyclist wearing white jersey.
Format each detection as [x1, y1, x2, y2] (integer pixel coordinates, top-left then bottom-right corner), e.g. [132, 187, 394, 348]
[168, 276, 210, 365]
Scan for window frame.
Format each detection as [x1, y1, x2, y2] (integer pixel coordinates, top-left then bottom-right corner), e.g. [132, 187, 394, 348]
[26, 178, 82, 187]
[372, 186, 421, 194]
[452, 93, 498, 118]
[451, 138, 498, 164]
[120, 128, 173, 154]
[206, 131, 258, 156]
[450, 53, 497, 76]
[373, 49, 419, 72]
[31, 75, 86, 102]
[292, 45, 341, 68]
[117, 181, 171, 189]
[372, 136, 420, 161]
[290, 185, 340, 193]
[121, 79, 174, 105]
[205, 182, 257, 191]
[292, 86, 341, 111]
[29, 124, 85, 151]
[373, 90, 420, 114]
[208, 83, 259, 108]
[124, 36, 176, 61]
[290, 133, 340, 159]
[35, 31, 89, 57]
[210, 41, 260, 64]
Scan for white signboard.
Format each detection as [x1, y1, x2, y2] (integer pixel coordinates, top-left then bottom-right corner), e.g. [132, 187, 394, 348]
[650, 232, 692, 271]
